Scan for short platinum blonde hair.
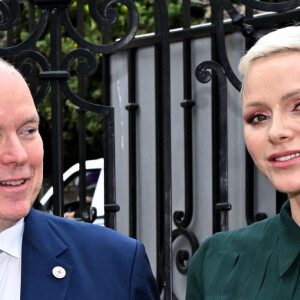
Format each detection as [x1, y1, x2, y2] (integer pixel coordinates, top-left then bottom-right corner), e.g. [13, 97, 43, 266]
[239, 26, 300, 78]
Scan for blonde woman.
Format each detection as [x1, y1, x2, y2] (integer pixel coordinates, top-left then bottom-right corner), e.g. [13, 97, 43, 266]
[186, 26, 300, 299]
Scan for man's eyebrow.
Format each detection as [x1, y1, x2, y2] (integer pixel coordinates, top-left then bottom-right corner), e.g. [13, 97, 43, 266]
[23, 115, 40, 125]
[281, 89, 300, 101]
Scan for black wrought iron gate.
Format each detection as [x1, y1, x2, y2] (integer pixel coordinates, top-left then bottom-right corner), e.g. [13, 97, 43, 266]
[1, 0, 300, 299]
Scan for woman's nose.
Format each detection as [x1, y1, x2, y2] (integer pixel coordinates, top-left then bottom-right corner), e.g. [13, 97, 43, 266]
[267, 116, 294, 144]
[0, 135, 28, 166]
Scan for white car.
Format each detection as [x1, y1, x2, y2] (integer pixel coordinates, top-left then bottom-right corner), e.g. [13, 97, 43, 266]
[39, 158, 104, 225]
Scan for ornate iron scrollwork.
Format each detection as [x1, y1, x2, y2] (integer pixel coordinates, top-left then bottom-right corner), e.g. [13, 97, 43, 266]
[172, 228, 199, 275]
[59, 49, 106, 112]
[14, 50, 51, 105]
[0, 10, 49, 55]
[0, 0, 20, 28]
[61, 0, 139, 54]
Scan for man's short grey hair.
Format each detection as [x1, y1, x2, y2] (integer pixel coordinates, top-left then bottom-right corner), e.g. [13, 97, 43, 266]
[0, 58, 15, 69]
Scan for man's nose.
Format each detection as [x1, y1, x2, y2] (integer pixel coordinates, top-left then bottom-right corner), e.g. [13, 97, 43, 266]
[0, 134, 28, 166]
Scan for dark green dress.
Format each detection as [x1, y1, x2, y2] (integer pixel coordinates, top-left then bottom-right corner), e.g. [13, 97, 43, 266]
[186, 201, 300, 300]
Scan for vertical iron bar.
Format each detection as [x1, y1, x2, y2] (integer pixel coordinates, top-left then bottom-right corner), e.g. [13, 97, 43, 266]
[77, 108, 87, 219]
[155, 8, 164, 290]
[77, 0, 86, 99]
[28, 0, 38, 95]
[125, 48, 138, 239]
[50, 9, 64, 217]
[183, 42, 191, 98]
[211, 0, 221, 233]
[103, 110, 117, 229]
[211, 0, 229, 233]
[180, 97, 195, 227]
[244, 6, 256, 225]
[155, 0, 172, 297]
[211, 0, 217, 233]
[182, 0, 191, 32]
[182, 0, 194, 227]
[101, 25, 117, 229]
[101, 24, 111, 106]
[77, 0, 88, 220]
[245, 150, 255, 224]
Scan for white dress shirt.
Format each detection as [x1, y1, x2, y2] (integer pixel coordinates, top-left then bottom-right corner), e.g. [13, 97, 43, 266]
[0, 219, 24, 300]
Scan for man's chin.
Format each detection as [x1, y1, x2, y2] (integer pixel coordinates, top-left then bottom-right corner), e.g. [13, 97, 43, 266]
[0, 203, 31, 222]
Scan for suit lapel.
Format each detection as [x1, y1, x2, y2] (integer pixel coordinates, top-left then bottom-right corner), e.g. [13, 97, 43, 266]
[21, 209, 73, 300]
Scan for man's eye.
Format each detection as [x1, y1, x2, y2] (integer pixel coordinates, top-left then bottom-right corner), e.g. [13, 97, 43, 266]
[26, 128, 37, 134]
[20, 127, 38, 137]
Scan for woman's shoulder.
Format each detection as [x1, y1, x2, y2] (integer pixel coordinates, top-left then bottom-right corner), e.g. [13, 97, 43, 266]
[191, 213, 280, 266]
[213, 213, 279, 246]
[186, 214, 283, 299]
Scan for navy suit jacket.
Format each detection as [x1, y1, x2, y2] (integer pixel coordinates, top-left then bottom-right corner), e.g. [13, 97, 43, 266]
[20, 208, 160, 300]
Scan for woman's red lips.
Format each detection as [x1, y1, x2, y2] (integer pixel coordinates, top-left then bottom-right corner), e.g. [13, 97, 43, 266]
[268, 151, 300, 162]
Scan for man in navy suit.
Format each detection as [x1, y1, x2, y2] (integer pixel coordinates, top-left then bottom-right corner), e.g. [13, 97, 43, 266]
[0, 59, 160, 299]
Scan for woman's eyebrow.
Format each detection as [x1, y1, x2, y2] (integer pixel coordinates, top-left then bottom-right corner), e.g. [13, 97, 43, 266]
[243, 101, 265, 109]
[243, 89, 300, 109]
[281, 89, 300, 101]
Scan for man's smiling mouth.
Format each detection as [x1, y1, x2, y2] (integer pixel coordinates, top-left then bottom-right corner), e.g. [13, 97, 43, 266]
[0, 180, 25, 186]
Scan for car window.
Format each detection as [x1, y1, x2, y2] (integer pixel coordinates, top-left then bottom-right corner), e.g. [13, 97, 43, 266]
[64, 170, 100, 205]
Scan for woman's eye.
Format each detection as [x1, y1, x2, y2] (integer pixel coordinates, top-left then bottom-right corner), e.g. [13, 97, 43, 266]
[293, 101, 300, 111]
[247, 114, 268, 125]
